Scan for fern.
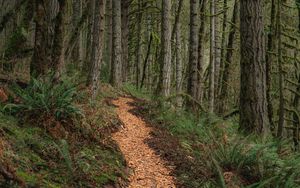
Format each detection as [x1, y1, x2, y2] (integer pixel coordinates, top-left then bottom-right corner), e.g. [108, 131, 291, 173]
[4, 74, 83, 121]
[54, 139, 73, 176]
[204, 133, 300, 187]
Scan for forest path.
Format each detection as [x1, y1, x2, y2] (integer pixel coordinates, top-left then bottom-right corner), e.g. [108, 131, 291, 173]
[112, 97, 176, 188]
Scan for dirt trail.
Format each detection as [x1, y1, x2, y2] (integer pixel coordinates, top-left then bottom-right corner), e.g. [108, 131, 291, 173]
[112, 97, 176, 188]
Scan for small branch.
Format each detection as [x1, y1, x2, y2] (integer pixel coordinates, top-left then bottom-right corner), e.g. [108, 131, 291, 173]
[223, 109, 239, 119]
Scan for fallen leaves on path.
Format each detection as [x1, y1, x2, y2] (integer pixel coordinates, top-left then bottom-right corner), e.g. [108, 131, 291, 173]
[112, 97, 176, 188]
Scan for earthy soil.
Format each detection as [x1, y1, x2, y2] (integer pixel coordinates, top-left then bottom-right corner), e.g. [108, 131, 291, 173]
[128, 98, 207, 188]
[112, 97, 176, 188]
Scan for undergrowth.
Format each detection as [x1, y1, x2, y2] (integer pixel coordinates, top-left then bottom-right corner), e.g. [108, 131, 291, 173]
[125, 84, 300, 188]
[4, 75, 82, 123]
[123, 83, 152, 100]
[0, 78, 127, 187]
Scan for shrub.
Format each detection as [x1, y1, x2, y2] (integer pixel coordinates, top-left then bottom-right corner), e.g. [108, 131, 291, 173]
[202, 134, 300, 187]
[4, 75, 82, 122]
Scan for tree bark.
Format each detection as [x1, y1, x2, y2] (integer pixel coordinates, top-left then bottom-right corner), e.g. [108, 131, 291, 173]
[277, 0, 284, 138]
[197, 0, 206, 103]
[157, 0, 172, 97]
[219, 0, 238, 114]
[293, 0, 300, 150]
[106, 0, 112, 78]
[239, 0, 269, 136]
[84, 0, 95, 73]
[187, 0, 199, 111]
[266, 0, 276, 132]
[209, 0, 216, 113]
[52, 0, 66, 80]
[140, 34, 153, 89]
[71, 0, 81, 64]
[171, 0, 184, 43]
[297, 0, 300, 31]
[175, 0, 184, 108]
[135, 0, 143, 89]
[32, 0, 49, 76]
[121, 0, 129, 82]
[87, 0, 105, 99]
[110, 0, 122, 87]
[214, 1, 221, 104]
[292, 41, 300, 150]
[218, 0, 228, 100]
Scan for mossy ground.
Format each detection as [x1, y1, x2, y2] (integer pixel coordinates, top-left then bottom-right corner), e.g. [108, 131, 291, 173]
[125, 84, 300, 188]
[0, 84, 128, 188]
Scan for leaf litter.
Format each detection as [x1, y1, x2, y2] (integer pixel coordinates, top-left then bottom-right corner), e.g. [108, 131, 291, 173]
[112, 97, 176, 188]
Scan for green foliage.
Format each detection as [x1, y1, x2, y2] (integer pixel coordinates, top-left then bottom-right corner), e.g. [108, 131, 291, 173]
[141, 98, 300, 187]
[54, 139, 74, 176]
[16, 171, 38, 187]
[193, 132, 300, 187]
[4, 75, 82, 121]
[74, 146, 126, 186]
[0, 102, 127, 187]
[122, 83, 152, 100]
[100, 62, 111, 83]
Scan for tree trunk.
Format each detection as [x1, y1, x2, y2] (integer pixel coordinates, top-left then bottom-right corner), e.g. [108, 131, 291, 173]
[106, 0, 112, 78]
[157, 0, 172, 97]
[84, 0, 95, 73]
[187, 0, 199, 111]
[218, 0, 238, 113]
[293, 0, 300, 150]
[32, 0, 49, 76]
[71, 0, 81, 65]
[266, 0, 276, 132]
[197, 0, 206, 103]
[87, 0, 105, 99]
[239, 0, 269, 136]
[135, 0, 143, 89]
[78, 1, 85, 69]
[140, 34, 153, 89]
[121, 0, 129, 82]
[218, 0, 228, 100]
[52, 0, 66, 80]
[277, 0, 284, 138]
[175, 0, 184, 108]
[171, 0, 184, 43]
[214, 1, 221, 104]
[209, 0, 216, 113]
[297, 0, 300, 31]
[110, 0, 122, 87]
[292, 42, 300, 150]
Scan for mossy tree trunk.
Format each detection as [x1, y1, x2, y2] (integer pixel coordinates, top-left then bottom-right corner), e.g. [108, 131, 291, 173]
[135, 0, 143, 89]
[110, 0, 122, 87]
[219, 0, 238, 114]
[209, 0, 216, 113]
[239, 0, 269, 136]
[157, 0, 172, 97]
[121, 0, 129, 82]
[187, 0, 199, 111]
[197, 0, 206, 104]
[266, 0, 276, 132]
[52, 0, 66, 81]
[87, 0, 105, 99]
[297, 0, 300, 31]
[277, 0, 284, 138]
[175, 0, 184, 108]
[32, 0, 49, 76]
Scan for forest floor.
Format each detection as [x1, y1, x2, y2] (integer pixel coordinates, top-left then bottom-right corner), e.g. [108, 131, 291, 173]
[3, 81, 299, 187]
[112, 97, 176, 188]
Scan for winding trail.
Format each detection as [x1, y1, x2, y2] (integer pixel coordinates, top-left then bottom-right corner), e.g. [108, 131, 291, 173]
[112, 97, 176, 188]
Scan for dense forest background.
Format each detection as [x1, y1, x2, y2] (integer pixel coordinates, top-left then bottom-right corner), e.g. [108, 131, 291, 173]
[0, 0, 300, 187]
